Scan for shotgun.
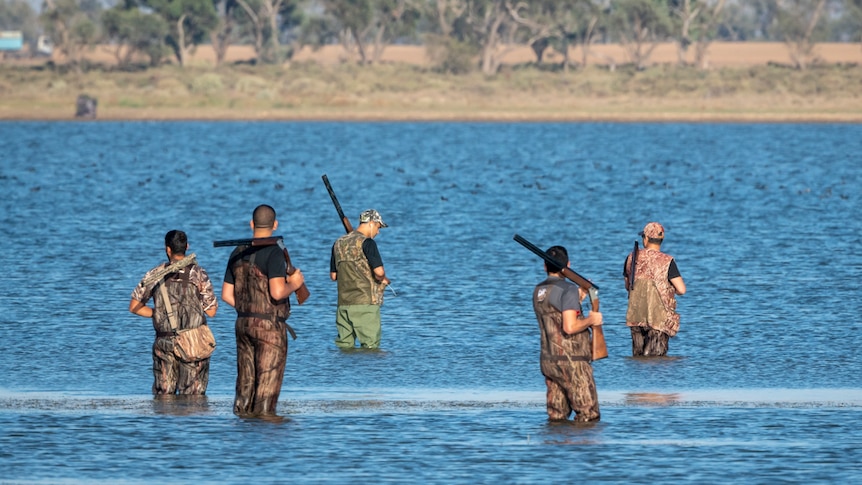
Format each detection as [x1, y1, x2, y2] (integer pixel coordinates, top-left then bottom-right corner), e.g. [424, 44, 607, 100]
[626, 241, 639, 293]
[140, 253, 197, 287]
[213, 236, 310, 305]
[513, 234, 608, 361]
[322, 174, 353, 233]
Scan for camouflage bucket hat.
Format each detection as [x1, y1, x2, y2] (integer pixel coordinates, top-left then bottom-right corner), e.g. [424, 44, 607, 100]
[359, 209, 388, 228]
[639, 222, 665, 239]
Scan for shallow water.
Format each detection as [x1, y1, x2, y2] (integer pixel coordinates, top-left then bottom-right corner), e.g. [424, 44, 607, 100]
[0, 121, 860, 482]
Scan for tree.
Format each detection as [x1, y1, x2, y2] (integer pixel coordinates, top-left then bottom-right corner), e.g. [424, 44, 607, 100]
[465, 0, 517, 75]
[770, 0, 829, 69]
[609, 0, 672, 69]
[102, 5, 168, 67]
[668, 0, 726, 68]
[210, 0, 241, 66]
[144, 0, 218, 66]
[319, 0, 419, 65]
[504, 0, 556, 63]
[40, 0, 101, 71]
[425, 0, 476, 73]
[849, 0, 862, 48]
[234, 0, 301, 63]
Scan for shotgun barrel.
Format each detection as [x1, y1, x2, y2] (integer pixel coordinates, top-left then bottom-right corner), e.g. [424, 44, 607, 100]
[213, 236, 309, 305]
[322, 174, 353, 233]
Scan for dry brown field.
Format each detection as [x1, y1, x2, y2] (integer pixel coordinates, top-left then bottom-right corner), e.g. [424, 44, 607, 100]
[1, 42, 861, 122]
[35, 41, 862, 67]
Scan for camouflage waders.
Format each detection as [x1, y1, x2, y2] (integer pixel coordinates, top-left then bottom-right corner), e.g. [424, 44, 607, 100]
[533, 280, 600, 422]
[626, 248, 679, 357]
[152, 337, 209, 395]
[151, 267, 210, 395]
[231, 249, 290, 416]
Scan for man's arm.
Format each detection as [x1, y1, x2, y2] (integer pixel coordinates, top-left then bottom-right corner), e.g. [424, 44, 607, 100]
[562, 309, 603, 335]
[372, 265, 390, 286]
[364, 238, 390, 285]
[670, 276, 686, 295]
[129, 299, 153, 318]
[668, 259, 685, 295]
[197, 267, 218, 317]
[280, 269, 305, 299]
[221, 282, 236, 307]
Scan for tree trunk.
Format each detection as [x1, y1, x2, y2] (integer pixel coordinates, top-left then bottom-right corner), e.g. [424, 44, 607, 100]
[693, 0, 726, 70]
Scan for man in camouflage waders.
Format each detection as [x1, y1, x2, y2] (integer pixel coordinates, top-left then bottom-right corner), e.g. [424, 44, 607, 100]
[221, 205, 305, 416]
[330, 209, 391, 349]
[532, 246, 603, 422]
[623, 222, 687, 357]
[130, 230, 218, 395]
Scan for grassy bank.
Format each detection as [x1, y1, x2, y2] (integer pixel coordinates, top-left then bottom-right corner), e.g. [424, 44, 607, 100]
[1, 61, 861, 121]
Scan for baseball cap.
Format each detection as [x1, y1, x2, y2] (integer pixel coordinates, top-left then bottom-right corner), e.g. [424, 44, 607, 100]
[639, 222, 665, 239]
[359, 209, 388, 228]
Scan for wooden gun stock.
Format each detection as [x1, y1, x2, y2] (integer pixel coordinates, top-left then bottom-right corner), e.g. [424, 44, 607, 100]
[276, 239, 310, 305]
[322, 174, 353, 233]
[213, 236, 310, 305]
[514, 234, 608, 361]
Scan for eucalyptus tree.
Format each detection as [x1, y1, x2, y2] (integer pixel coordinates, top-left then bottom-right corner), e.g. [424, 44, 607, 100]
[210, 0, 241, 65]
[319, 0, 420, 65]
[144, 0, 218, 66]
[425, 0, 475, 73]
[770, 0, 830, 69]
[464, 0, 518, 75]
[848, 0, 862, 48]
[234, 0, 301, 63]
[40, 0, 101, 71]
[543, 0, 611, 71]
[668, 0, 726, 68]
[102, 2, 168, 67]
[504, 0, 556, 63]
[608, 0, 672, 69]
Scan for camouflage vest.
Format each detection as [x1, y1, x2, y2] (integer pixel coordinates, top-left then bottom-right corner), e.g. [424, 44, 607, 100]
[626, 248, 679, 336]
[333, 231, 383, 306]
[533, 279, 591, 376]
[152, 265, 206, 334]
[231, 248, 289, 322]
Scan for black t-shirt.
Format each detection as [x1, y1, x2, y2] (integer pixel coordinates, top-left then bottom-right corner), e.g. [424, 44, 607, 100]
[622, 258, 680, 280]
[224, 244, 286, 285]
[329, 238, 383, 273]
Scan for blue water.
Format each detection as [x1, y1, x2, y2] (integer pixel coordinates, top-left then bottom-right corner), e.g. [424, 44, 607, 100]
[1, 121, 861, 483]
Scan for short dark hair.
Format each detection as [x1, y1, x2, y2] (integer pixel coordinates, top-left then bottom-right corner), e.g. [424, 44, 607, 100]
[253, 204, 276, 228]
[545, 245, 568, 273]
[164, 230, 187, 255]
[648, 237, 663, 245]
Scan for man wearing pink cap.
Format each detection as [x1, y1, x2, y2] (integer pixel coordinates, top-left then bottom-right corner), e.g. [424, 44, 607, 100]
[623, 222, 686, 357]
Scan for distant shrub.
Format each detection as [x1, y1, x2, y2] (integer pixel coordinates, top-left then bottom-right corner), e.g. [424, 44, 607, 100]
[425, 35, 477, 75]
[235, 75, 269, 95]
[191, 73, 223, 94]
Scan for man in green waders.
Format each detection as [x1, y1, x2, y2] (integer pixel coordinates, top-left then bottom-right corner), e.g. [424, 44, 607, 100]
[329, 209, 391, 349]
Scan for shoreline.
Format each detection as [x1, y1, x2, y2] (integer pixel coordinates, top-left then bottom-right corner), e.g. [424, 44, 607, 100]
[4, 107, 862, 123]
[3, 116, 860, 124]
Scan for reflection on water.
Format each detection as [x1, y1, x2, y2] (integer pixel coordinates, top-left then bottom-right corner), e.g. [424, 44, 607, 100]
[151, 394, 213, 416]
[1, 121, 861, 482]
[623, 392, 682, 406]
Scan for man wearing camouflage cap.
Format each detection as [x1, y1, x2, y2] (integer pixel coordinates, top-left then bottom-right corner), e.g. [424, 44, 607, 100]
[330, 209, 391, 349]
[623, 222, 686, 357]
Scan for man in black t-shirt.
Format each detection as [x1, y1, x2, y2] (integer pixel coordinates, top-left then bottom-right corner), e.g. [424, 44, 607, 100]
[221, 205, 305, 416]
